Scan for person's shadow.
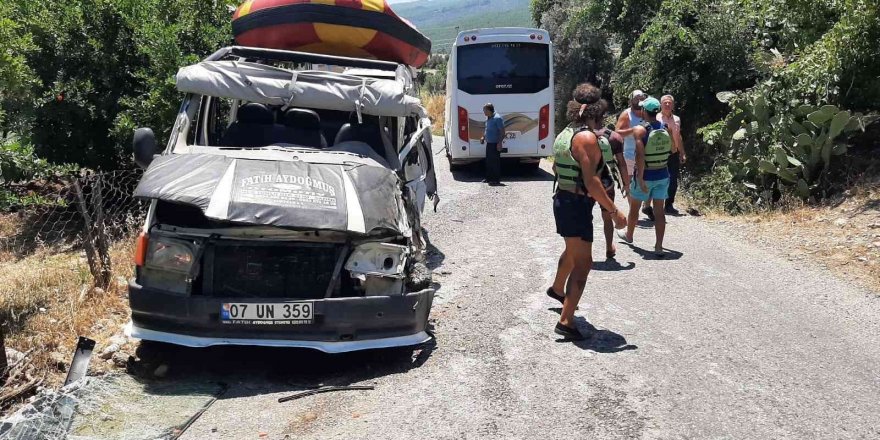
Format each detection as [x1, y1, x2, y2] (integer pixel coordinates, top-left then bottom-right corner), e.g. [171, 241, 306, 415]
[619, 242, 683, 261]
[554, 317, 637, 353]
[592, 257, 636, 271]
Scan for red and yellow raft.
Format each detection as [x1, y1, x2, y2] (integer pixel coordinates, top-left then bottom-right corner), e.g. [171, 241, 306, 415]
[232, 0, 432, 68]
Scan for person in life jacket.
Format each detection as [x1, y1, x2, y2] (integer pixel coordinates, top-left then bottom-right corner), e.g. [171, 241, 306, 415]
[548, 83, 627, 341]
[618, 96, 672, 256]
[592, 126, 629, 259]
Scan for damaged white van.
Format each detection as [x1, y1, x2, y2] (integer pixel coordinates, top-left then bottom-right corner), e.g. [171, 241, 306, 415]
[125, 46, 438, 353]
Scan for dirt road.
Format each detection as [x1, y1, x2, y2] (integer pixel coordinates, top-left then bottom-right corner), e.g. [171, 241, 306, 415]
[176, 137, 880, 439]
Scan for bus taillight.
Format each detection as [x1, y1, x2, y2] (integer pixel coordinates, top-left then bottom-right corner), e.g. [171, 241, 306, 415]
[539, 105, 550, 139]
[458, 106, 469, 142]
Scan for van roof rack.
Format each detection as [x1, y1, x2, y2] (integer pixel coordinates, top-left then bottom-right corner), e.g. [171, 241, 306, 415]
[205, 46, 402, 72]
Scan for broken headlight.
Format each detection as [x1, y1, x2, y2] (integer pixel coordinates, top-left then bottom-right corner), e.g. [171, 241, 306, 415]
[140, 235, 199, 295]
[146, 237, 196, 273]
[345, 243, 408, 279]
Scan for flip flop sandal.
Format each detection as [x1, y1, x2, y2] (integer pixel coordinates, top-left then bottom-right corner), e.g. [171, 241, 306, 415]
[606, 249, 617, 259]
[546, 287, 565, 304]
[654, 246, 665, 257]
[616, 230, 633, 244]
[554, 322, 587, 341]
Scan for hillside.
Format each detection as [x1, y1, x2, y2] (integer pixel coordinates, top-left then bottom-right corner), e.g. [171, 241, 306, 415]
[393, 0, 533, 53]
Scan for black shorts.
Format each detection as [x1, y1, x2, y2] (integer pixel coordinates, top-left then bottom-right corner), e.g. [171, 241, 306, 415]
[553, 190, 595, 242]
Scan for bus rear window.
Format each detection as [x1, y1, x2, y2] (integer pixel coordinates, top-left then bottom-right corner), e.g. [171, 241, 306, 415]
[456, 42, 550, 95]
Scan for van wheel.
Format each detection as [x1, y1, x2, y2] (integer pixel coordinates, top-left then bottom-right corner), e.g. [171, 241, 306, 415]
[406, 261, 433, 291]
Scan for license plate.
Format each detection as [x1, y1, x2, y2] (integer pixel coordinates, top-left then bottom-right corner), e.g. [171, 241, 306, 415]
[221, 302, 314, 325]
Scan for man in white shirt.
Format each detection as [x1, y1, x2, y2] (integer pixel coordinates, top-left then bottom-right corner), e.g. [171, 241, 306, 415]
[615, 90, 647, 179]
[656, 95, 686, 215]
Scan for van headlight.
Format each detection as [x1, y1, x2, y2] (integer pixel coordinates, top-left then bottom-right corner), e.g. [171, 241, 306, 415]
[146, 237, 196, 273]
[345, 243, 408, 279]
[139, 236, 199, 295]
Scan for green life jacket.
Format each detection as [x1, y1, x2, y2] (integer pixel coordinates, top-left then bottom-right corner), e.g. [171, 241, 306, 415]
[643, 122, 672, 170]
[596, 128, 624, 191]
[598, 134, 614, 164]
[553, 125, 604, 192]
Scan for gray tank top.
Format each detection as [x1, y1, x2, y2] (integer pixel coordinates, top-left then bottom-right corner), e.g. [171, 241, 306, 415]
[623, 109, 643, 160]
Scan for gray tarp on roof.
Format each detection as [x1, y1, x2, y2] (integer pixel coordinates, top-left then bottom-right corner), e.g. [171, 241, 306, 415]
[134, 154, 405, 235]
[176, 61, 425, 118]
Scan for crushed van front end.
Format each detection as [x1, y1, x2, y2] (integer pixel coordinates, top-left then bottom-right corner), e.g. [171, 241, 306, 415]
[126, 152, 435, 352]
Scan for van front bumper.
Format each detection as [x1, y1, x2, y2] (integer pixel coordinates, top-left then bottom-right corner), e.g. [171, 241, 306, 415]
[127, 281, 434, 353]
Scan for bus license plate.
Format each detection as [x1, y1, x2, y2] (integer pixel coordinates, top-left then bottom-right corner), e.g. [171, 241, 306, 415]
[221, 302, 314, 325]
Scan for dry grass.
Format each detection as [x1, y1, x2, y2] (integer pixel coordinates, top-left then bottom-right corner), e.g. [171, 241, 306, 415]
[422, 93, 446, 136]
[1, 220, 137, 395]
[707, 179, 880, 292]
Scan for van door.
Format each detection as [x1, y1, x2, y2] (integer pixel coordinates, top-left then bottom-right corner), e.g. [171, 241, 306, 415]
[401, 117, 438, 213]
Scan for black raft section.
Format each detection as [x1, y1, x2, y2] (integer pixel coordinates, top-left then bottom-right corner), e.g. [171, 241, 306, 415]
[134, 154, 404, 235]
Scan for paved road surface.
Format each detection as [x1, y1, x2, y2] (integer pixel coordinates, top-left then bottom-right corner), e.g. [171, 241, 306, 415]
[177, 137, 880, 439]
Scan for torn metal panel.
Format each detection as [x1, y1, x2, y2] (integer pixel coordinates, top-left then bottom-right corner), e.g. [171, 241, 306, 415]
[63, 337, 95, 387]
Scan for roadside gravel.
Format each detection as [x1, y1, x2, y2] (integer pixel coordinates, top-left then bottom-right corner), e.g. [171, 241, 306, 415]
[178, 137, 880, 439]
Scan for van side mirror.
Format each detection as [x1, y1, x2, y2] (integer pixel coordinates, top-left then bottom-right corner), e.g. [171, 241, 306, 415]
[133, 128, 157, 169]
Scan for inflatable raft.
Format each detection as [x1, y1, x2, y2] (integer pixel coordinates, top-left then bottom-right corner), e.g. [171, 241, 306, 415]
[232, 0, 432, 68]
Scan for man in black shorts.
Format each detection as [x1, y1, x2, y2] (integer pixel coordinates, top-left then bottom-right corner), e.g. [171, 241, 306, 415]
[593, 128, 629, 258]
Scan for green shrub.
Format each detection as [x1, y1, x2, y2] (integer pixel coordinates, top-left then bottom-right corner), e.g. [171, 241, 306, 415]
[0, 136, 78, 212]
[719, 88, 875, 199]
[1, 136, 78, 184]
[685, 162, 757, 214]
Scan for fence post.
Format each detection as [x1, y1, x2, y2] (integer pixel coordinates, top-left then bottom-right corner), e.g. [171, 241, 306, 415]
[90, 177, 112, 285]
[1, 325, 7, 380]
[73, 178, 110, 288]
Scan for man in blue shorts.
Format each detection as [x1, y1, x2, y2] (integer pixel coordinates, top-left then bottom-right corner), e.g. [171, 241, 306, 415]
[618, 97, 672, 256]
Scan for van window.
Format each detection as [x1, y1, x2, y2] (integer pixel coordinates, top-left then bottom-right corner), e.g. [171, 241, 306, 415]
[456, 42, 550, 95]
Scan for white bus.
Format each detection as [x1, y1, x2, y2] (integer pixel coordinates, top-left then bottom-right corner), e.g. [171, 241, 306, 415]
[444, 27, 554, 168]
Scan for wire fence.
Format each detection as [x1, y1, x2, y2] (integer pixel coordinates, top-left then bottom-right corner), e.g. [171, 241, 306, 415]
[0, 170, 146, 287]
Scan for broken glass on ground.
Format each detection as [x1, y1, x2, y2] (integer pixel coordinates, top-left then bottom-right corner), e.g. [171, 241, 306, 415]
[0, 374, 224, 440]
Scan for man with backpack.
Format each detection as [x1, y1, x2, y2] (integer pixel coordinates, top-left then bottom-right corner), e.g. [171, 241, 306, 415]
[593, 126, 629, 259]
[618, 96, 672, 256]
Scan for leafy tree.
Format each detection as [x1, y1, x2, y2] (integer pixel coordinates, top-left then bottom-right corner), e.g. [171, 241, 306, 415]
[0, 1, 37, 138]
[766, 0, 880, 111]
[534, 0, 614, 128]
[112, 0, 235, 151]
[5, 0, 233, 170]
[612, 0, 760, 136]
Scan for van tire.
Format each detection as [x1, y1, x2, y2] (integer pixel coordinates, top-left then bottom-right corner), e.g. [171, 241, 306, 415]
[407, 261, 433, 291]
